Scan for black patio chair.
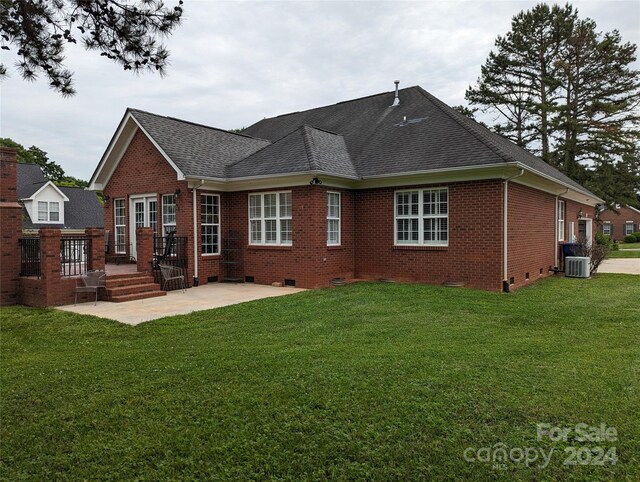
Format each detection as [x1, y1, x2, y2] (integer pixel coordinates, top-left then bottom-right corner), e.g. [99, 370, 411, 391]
[75, 270, 107, 305]
[153, 230, 176, 269]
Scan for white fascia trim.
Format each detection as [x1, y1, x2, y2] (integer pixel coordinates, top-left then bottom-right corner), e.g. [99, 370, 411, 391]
[131, 117, 185, 181]
[513, 162, 605, 204]
[25, 181, 70, 202]
[88, 112, 133, 190]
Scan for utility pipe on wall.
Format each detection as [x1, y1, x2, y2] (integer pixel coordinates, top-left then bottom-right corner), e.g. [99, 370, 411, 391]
[503, 169, 525, 292]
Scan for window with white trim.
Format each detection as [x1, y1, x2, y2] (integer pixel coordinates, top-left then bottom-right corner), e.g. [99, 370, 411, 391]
[602, 222, 612, 236]
[395, 188, 448, 245]
[558, 200, 565, 241]
[162, 194, 176, 235]
[114, 199, 126, 254]
[37, 201, 60, 222]
[201, 194, 220, 255]
[327, 192, 340, 245]
[249, 192, 292, 245]
[624, 222, 635, 236]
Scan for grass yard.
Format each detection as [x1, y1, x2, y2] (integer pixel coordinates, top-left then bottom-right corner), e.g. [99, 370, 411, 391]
[608, 249, 640, 259]
[618, 242, 640, 250]
[1, 275, 639, 480]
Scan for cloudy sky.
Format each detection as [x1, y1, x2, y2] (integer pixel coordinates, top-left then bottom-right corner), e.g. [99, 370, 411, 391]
[1, 0, 638, 181]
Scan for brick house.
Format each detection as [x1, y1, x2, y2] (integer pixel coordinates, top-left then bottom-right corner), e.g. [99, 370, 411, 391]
[88, 85, 602, 292]
[17, 163, 103, 235]
[599, 205, 640, 240]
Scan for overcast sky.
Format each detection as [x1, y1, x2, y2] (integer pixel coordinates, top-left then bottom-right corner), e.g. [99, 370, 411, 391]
[1, 0, 638, 181]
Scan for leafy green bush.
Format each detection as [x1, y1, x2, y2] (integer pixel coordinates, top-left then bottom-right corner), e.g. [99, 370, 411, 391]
[624, 234, 637, 243]
[634, 232, 640, 242]
[595, 232, 612, 246]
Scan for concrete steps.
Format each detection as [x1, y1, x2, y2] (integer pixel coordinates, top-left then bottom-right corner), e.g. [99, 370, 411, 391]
[104, 272, 166, 302]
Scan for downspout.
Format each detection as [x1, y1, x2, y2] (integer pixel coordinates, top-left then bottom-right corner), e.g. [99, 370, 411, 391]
[503, 169, 525, 293]
[554, 188, 569, 271]
[192, 180, 204, 286]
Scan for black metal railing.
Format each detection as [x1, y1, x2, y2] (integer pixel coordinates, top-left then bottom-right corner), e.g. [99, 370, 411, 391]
[153, 235, 189, 289]
[60, 237, 92, 277]
[19, 237, 41, 278]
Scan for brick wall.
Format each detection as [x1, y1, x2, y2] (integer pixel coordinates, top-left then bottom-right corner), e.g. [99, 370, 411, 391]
[506, 183, 556, 290]
[354, 180, 504, 291]
[104, 129, 196, 280]
[0, 148, 22, 305]
[223, 186, 355, 288]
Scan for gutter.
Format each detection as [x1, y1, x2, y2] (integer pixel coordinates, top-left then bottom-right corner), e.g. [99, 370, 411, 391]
[503, 169, 525, 293]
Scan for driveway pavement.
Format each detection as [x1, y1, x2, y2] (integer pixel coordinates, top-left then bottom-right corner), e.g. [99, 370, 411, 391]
[598, 258, 640, 275]
[58, 283, 305, 325]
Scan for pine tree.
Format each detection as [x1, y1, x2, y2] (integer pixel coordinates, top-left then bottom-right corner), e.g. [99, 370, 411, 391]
[465, 3, 640, 207]
[0, 1, 184, 96]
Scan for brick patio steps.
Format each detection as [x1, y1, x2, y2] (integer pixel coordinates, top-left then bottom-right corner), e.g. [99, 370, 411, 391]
[104, 273, 166, 302]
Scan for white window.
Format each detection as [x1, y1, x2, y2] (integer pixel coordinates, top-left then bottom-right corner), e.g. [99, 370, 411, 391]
[162, 194, 176, 235]
[248, 192, 292, 245]
[327, 192, 340, 245]
[201, 194, 220, 255]
[37, 201, 60, 222]
[114, 199, 126, 254]
[602, 223, 612, 236]
[625, 222, 635, 236]
[395, 188, 448, 246]
[558, 200, 565, 241]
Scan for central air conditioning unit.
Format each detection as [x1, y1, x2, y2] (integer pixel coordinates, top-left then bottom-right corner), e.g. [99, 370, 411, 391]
[565, 256, 590, 278]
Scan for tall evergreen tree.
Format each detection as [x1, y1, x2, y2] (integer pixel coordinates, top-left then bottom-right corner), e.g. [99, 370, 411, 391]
[465, 3, 640, 207]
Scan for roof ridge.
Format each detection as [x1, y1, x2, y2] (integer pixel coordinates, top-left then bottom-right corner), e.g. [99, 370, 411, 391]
[258, 87, 416, 123]
[300, 125, 319, 171]
[413, 87, 512, 164]
[128, 108, 270, 143]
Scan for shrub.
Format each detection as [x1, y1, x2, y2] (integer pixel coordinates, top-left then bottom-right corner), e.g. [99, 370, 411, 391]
[634, 232, 640, 242]
[624, 234, 637, 243]
[574, 236, 609, 275]
[595, 232, 612, 246]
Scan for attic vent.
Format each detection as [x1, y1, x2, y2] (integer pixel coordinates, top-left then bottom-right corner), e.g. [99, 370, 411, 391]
[394, 116, 428, 127]
[391, 80, 400, 106]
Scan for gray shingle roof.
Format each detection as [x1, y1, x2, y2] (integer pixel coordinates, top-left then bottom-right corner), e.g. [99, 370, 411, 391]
[16, 163, 47, 199]
[227, 125, 356, 178]
[241, 86, 596, 196]
[17, 164, 103, 230]
[129, 109, 270, 178]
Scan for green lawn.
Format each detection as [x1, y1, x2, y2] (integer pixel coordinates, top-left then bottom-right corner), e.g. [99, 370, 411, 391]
[608, 249, 640, 258]
[619, 242, 640, 250]
[1, 275, 639, 480]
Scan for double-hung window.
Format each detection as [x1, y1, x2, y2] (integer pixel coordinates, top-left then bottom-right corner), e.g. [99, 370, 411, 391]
[558, 200, 565, 241]
[395, 188, 448, 245]
[602, 222, 612, 236]
[162, 194, 176, 235]
[327, 192, 340, 246]
[625, 222, 635, 236]
[37, 201, 60, 222]
[201, 194, 220, 255]
[114, 199, 126, 254]
[249, 192, 292, 245]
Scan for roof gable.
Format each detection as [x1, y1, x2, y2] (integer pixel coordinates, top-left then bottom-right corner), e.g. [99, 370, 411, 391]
[16, 163, 47, 199]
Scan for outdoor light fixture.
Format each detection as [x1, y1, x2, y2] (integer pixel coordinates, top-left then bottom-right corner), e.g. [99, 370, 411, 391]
[174, 188, 181, 198]
[102, 194, 110, 207]
[309, 177, 323, 185]
[577, 209, 583, 219]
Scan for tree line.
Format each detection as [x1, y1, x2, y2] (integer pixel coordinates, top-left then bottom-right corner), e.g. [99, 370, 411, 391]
[462, 3, 639, 208]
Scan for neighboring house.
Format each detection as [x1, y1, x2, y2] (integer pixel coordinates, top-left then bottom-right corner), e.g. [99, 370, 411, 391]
[88, 84, 602, 291]
[599, 205, 640, 240]
[17, 163, 103, 234]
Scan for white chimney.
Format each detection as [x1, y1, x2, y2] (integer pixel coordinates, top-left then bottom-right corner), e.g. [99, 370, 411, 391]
[392, 80, 400, 106]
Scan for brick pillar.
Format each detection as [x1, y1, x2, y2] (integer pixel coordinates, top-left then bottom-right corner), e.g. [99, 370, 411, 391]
[39, 228, 62, 306]
[85, 227, 105, 271]
[0, 148, 22, 305]
[136, 227, 154, 273]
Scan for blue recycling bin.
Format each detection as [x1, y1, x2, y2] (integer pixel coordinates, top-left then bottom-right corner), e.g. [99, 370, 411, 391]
[562, 242, 579, 257]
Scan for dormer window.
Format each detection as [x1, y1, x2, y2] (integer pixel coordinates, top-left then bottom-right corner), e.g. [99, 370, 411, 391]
[38, 201, 60, 222]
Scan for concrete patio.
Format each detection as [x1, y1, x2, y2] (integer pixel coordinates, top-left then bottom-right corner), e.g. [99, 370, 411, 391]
[58, 282, 305, 325]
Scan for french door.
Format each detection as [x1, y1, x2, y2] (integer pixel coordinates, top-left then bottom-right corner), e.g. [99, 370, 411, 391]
[130, 195, 157, 260]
